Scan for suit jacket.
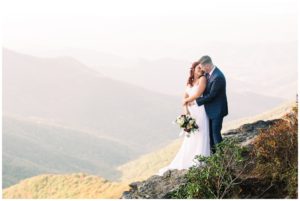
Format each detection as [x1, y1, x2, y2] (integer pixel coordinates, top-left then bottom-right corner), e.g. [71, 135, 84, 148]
[196, 66, 228, 119]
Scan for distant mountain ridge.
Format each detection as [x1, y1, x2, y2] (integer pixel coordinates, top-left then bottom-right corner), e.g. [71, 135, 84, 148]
[3, 48, 182, 150]
[3, 48, 183, 189]
[2, 48, 290, 190]
[3, 115, 138, 189]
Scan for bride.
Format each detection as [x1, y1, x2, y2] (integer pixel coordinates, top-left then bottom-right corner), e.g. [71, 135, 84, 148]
[156, 61, 211, 176]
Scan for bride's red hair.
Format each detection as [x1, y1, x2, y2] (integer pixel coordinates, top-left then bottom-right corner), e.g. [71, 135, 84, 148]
[187, 61, 205, 86]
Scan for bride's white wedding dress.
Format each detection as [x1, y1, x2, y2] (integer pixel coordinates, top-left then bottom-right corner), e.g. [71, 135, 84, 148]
[156, 83, 211, 176]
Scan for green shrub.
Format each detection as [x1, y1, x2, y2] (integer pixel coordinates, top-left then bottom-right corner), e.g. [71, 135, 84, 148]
[169, 138, 249, 199]
[250, 106, 298, 198]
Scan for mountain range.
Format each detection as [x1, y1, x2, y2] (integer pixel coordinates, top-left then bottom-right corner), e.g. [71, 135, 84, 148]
[2, 48, 291, 189]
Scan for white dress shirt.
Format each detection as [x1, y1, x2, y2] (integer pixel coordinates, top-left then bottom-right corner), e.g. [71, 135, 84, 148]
[209, 65, 216, 77]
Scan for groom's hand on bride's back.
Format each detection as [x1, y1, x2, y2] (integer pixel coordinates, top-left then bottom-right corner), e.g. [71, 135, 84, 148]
[188, 101, 195, 106]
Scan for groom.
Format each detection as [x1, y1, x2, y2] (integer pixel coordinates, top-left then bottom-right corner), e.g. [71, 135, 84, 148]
[189, 55, 228, 154]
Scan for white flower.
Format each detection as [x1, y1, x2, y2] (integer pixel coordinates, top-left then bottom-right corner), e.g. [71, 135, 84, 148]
[178, 119, 185, 126]
[189, 120, 195, 126]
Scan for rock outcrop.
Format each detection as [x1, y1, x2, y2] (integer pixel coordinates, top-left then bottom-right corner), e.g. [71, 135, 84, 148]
[222, 118, 281, 146]
[121, 106, 297, 199]
[122, 169, 188, 199]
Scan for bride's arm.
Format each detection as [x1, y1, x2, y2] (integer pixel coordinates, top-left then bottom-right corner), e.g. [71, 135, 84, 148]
[184, 77, 207, 103]
[183, 86, 189, 114]
[182, 87, 190, 114]
[182, 84, 190, 101]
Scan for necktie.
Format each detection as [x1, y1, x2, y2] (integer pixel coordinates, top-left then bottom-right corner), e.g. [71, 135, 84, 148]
[206, 73, 210, 81]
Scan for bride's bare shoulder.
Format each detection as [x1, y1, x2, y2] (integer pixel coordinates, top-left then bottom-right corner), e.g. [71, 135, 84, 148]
[198, 75, 207, 83]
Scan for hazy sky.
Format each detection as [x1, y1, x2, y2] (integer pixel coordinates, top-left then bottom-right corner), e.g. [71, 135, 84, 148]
[2, 0, 297, 60]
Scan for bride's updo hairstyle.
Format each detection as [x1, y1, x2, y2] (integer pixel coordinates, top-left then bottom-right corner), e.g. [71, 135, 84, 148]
[187, 61, 205, 87]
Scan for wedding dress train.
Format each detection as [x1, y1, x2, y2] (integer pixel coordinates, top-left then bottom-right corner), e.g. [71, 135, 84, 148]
[156, 83, 211, 176]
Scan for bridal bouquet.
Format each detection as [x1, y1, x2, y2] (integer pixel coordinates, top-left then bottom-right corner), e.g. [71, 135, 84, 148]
[173, 114, 199, 137]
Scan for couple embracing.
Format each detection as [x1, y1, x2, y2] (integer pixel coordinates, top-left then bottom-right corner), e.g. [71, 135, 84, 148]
[157, 55, 228, 176]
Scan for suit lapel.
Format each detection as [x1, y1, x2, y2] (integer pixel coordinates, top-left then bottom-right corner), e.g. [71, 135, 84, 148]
[206, 67, 218, 92]
[208, 67, 218, 84]
[210, 66, 218, 81]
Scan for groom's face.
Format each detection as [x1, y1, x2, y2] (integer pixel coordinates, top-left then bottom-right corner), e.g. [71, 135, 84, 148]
[199, 63, 210, 73]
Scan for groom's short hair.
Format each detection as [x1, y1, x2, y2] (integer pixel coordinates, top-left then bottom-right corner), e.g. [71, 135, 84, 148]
[199, 55, 212, 65]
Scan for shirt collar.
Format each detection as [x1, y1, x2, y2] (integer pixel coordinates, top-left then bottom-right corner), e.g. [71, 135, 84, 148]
[209, 65, 216, 76]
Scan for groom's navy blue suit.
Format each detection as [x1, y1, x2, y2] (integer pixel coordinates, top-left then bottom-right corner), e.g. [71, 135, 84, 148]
[195, 66, 228, 153]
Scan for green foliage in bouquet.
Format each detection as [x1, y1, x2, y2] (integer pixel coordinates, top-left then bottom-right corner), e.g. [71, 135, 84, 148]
[174, 114, 199, 137]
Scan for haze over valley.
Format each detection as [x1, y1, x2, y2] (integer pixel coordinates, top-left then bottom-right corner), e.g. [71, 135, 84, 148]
[2, 0, 297, 192]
